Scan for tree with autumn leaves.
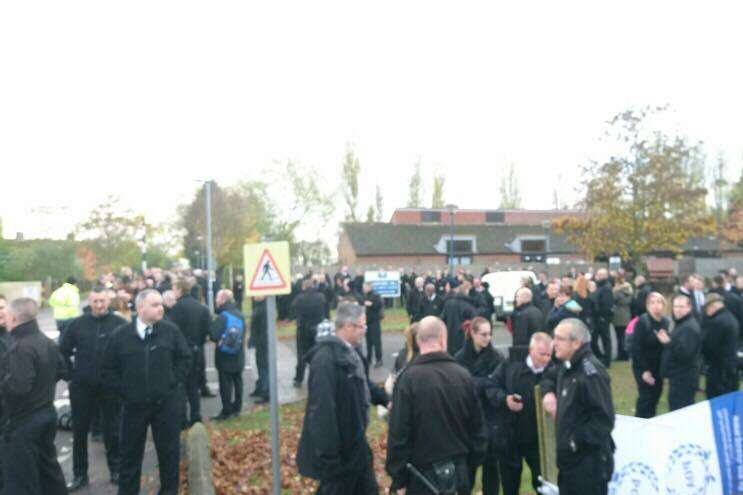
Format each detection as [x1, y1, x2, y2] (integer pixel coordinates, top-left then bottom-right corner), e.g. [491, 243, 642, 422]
[554, 107, 715, 265]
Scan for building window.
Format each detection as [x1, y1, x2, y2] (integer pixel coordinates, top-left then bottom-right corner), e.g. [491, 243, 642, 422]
[421, 211, 442, 223]
[521, 239, 546, 253]
[447, 256, 472, 266]
[446, 239, 474, 254]
[485, 211, 505, 223]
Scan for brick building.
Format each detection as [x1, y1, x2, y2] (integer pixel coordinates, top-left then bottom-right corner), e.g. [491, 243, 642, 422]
[337, 208, 739, 271]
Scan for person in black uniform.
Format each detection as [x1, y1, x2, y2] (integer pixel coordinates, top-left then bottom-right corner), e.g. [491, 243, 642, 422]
[209, 290, 247, 420]
[593, 269, 614, 368]
[542, 318, 614, 495]
[658, 294, 701, 411]
[249, 296, 269, 403]
[360, 282, 384, 367]
[701, 293, 740, 399]
[419, 283, 443, 319]
[487, 332, 554, 495]
[454, 316, 504, 494]
[386, 316, 489, 495]
[292, 279, 327, 387]
[631, 275, 652, 318]
[0, 297, 68, 495]
[103, 289, 192, 495]
[296, 303, 384, 495]
[629, 292, 669, 418]
[509, 287, 544, 350]
[170, 277, 211, 426]
[440, 283, 477, 357]
[406, 277, 425, 323]
[60, 287, 127, 491]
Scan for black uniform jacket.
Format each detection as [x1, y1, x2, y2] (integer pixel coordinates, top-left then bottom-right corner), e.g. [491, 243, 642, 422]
[386, 351, 488, 490]
[60, 311, 127, 386]
[660, 314, 701, 379]
[296, 336, 375, 481]
[0, 320, 66, 427]
[103, 319, 192, 405]
[701, 307, 740, 374]
[293, 289, 327, 335]
[510, 302, 544, 347]
[169, 294, 211, 348]
[209, 303, 246, 373]
[441, 295, 477, 356]
[555, 344, 614, 470]
[486, 357, 555, 450]
[630, 313, 670, 375]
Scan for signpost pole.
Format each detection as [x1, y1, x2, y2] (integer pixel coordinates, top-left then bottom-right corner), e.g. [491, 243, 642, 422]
[266, 295, 281, 495]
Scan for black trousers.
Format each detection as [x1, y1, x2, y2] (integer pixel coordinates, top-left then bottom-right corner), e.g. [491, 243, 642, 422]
[183, 347, 202, 423]
[366, 320, 383, 364]
[614, 325, 629, 360]
[667, 373, 698, 411]
[316, 446, 377, 495]
[591, 319, 612, 367]
[500, 442, 540, 495]
[633, 367, 663, 418]
[706, 366, 739, 400]
[119, 389, 183, 495]
[1, 407, 67, 495]
[558, 453, 612, 495]
[218, 369, 243, 415]
[199, 345, 209, 393]
[294, 329, 316, 384]
[407, 458, 470, 495]
[470, 455, 500, 495]
[69, 382, 121, 478]
[254, 340, 269, 398]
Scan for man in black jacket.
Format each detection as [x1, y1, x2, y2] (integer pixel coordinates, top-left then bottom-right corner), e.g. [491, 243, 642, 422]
[170, 277, 211, 425]
[292, 279, 327, 387]
[419, 283, 443, 319]
[509, 288, 544, 350]
[658, 294, 701, 411]
[543, 318, 615, 495]
[249, 296, 269, 403]
[386, 316, 488, 495]
[631, 275, 652, 318]
[360, 283, 384, 367]
[593, 269, 614, 368]
[709, 275, 743, 330]
[701, 294, 740, 399]
[406, 277, 425, 323]
[103, 289, 192, 495]
[470, 278, 495, 322]
[296, 303, 382, 495]
[440, 283, 477, 357]
[209, 290, 247, 420]
[488, 332, 554, 495]
[0, 297, 67, 495]
[60, 287, 128, 491]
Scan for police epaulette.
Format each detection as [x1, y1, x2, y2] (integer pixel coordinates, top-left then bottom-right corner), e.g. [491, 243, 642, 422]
[583, 358, 598, 376]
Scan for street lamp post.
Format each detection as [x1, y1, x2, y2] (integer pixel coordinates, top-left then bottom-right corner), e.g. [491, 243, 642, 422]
[205, 180, 215, 314]
[542, 220, 551, 275]
[445, 204, 458, 277]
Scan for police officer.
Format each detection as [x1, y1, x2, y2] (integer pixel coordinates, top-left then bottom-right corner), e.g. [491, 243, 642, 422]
[292, 279, 327, 387]
[386, 316, 488, 494]
[360, 282, 384, 367]
[487, 332, 554, 495]
[657, 294, 701, 411]
[209, 290, 246, 420]
[60, 286, 127, 490]
[0, 298, 68, 495]
[249, 296, 269, 403]
[103, 289, 192, 495]
[701, 293, 740, 399]
[542, 318, 614, 495]
[169, 277, 211, 426]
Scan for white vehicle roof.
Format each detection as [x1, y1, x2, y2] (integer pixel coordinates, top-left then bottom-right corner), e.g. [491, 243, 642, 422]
[482, 270, 537, 300]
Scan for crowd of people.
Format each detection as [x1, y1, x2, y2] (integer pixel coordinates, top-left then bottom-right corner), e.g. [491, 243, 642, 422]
[0, 262, 741, 495]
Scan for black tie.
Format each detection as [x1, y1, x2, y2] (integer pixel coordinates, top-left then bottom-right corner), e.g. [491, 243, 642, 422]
[145, 325, 152, 339]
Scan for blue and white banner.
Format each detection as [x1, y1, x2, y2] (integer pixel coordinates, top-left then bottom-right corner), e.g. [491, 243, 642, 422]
[610, 391, 743, 495]
[364, 270, 401, 298]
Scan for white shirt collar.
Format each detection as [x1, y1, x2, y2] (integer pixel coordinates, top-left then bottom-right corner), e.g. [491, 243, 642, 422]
[135, 319, 152, 340]
[526, 355, 545, 374]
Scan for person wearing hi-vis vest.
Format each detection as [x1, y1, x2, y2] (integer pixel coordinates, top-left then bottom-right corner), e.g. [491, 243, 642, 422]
[209, 289, 247, 420]
[49, 276, 81, 340]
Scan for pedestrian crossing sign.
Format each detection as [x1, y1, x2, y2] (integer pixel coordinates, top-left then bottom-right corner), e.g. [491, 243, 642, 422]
[244, 241, 292, 296]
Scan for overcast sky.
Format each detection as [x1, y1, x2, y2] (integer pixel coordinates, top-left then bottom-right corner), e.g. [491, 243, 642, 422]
[2, 1, 742, 243]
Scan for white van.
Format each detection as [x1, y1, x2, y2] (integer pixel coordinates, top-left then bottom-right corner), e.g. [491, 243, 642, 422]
[482, 270, 537, 321]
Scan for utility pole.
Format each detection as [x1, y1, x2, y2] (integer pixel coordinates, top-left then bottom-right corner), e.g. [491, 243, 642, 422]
[205, 180, 215, 314]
